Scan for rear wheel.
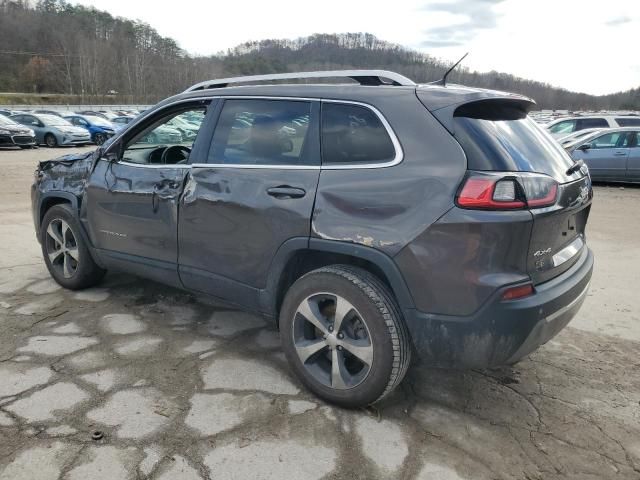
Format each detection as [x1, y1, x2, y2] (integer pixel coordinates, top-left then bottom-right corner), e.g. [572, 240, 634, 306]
[41, 204, 105, 289]
[279, 265, 411, 407]
[44, 133, 57, 148]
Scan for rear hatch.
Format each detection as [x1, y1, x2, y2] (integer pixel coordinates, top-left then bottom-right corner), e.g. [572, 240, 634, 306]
[444, 99, 592, 284]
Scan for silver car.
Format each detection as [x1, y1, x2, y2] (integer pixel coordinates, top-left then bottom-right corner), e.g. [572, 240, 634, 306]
[566, 127, 640, 183]
[10, 113, 91, 147]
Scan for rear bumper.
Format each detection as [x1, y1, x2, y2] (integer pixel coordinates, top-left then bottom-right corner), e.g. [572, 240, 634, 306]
[403, 246, 593, 368]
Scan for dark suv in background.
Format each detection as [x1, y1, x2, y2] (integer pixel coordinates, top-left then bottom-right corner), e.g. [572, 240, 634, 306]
[31, 70, 594, 407]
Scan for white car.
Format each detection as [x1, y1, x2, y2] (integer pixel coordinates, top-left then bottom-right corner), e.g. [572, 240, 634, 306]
[546, 115, 640, 138]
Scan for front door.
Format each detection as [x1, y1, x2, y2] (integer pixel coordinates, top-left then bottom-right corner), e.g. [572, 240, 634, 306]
[178, 98, 321, 310]
[575, 131, 630, 181]
[83, 101, 212, 287]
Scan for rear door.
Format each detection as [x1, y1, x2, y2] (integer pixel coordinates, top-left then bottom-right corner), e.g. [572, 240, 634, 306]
[626, 131, 640, 181]
[573, 131, 631, 181]
[451, 101, 593, 284]
[178, 98, 320, 310]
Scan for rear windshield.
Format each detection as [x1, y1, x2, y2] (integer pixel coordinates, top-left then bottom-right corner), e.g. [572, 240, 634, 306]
[453, 103, 576, 182]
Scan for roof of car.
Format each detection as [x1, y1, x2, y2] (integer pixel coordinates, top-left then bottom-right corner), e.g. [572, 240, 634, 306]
[159, 70, 533, 113]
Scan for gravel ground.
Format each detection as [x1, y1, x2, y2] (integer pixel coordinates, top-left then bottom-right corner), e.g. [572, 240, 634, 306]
[0, 146, 639, 480]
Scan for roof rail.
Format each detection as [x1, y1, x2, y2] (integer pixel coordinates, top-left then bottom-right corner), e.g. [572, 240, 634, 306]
[184, 70, 415, 92]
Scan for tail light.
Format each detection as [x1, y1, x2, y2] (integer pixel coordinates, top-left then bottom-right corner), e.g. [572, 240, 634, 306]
[457, 172, 558, 210]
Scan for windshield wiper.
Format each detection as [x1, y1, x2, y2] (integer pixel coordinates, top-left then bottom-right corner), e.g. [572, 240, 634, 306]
[566, 159, 584, 176]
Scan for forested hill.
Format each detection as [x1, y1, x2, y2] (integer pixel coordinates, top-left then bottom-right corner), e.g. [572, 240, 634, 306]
[1, 0, 638, 110]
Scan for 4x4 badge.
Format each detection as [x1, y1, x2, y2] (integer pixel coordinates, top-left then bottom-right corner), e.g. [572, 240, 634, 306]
[534, 248, 552, 257]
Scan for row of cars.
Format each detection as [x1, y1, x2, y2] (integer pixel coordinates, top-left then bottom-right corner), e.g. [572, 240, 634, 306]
[0, 108, 201, 149]
[546, 115, 640, 182]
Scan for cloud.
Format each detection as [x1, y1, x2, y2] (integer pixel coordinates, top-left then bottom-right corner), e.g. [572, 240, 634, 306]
[605, 16, 631, 26]
[421, 0, 506, 49]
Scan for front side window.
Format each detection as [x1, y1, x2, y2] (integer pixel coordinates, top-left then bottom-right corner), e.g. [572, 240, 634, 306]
[121, 106, 207, 165]
[209, 99, 312, 166]
[589, 132, 630, 149]
[321, 103, 395, 165]
[548, 120, 576, 134]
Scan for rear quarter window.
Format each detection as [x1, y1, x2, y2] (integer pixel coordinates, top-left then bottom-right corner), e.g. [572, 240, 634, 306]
[616, 117, 640, 127]
[321, 103, 396, 165]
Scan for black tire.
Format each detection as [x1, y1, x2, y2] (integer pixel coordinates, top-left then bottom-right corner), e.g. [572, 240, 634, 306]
[94, 133, 106, 146]
[44, 133, 57, 148]
[279, 265, 412, 407]
[40, 204, 106, 290]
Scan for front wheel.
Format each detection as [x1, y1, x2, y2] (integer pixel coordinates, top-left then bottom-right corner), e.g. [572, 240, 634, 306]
[44, 133, 58, 148]
[41, 204, 106, 289]
[279, 265, 411, 407]
[94, 133, 106, 146]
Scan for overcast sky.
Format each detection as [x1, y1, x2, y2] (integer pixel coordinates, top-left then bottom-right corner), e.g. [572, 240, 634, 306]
[71, 0, 638, 95]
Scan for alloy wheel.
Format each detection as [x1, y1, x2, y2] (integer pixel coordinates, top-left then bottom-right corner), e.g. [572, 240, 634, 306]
[292, 293, 374, 389]
[44, 218, 79, 279]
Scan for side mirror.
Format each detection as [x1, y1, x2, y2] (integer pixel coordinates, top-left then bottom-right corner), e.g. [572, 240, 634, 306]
[103, 141, 122, 162]
[577, 144, 591, 151]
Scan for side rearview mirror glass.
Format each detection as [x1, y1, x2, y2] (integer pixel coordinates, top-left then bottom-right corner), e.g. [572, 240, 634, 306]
[578, 143, 591, 151]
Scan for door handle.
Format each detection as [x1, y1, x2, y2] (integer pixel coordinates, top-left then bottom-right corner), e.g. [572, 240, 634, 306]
[266, 186, 306, 199]
[614, 151, 627, 156]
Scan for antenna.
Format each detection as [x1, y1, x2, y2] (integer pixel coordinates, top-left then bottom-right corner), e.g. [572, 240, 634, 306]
[433, 52, 469, 86]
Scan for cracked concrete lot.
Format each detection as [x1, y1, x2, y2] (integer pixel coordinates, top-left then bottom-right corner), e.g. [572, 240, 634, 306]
[1, 147, 640, 480]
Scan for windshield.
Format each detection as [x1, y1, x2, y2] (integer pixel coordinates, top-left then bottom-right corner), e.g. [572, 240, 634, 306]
[0, 115, 18, 126]
[454, 103, 577, 182]
[85, 116, 112, 127]
[39, 114, 72, 127]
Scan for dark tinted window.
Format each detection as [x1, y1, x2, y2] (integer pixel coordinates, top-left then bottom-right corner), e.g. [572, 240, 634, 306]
[577, 118, 609, 129]
[209, 99, 313, 166]
[616, 117, 640, 127]
[321, 103, 395, 164]
[453, 103, 576, 182]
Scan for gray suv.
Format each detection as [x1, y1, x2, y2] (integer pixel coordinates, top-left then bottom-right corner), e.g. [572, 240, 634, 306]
[31, 70, 594, 407]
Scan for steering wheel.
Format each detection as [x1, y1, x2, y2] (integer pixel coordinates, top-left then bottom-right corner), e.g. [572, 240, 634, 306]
[160, 145, 191, 165]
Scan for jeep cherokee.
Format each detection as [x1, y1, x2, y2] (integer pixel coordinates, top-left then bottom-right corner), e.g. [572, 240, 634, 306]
[31, 70, 594, 407]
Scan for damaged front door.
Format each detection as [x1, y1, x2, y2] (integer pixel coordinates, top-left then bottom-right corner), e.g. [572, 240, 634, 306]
[83, 101, 211, 287]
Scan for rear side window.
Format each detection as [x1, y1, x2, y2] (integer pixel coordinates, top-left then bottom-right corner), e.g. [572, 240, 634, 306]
[577, 118, 609, 129]
[616, 117, 640, 127]
[321, 103, 395, 165]
[453, 101, 575, 182]
[209, 99, 313, 166]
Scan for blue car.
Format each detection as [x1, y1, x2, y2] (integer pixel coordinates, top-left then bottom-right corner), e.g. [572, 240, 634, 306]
[64, 114, 116, 146]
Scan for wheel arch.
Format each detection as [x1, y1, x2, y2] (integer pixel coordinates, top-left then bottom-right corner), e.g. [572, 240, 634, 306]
[39, 192, 78, 226]
[260, 237, 415, 325]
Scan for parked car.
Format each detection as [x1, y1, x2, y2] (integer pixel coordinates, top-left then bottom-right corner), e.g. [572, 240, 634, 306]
[111, 116, 133, 132]
[556, 127, 607, 147]
[546, 115, 640, 138]
[31, 70, 593, 407]
[11, 113, 91, 147]
[566, 127, 639, 183]
[64, 114, 116, 146]
[75, 110, 110, 121]
[32, 109, 64, 117]
[0, 114, 36, 148]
